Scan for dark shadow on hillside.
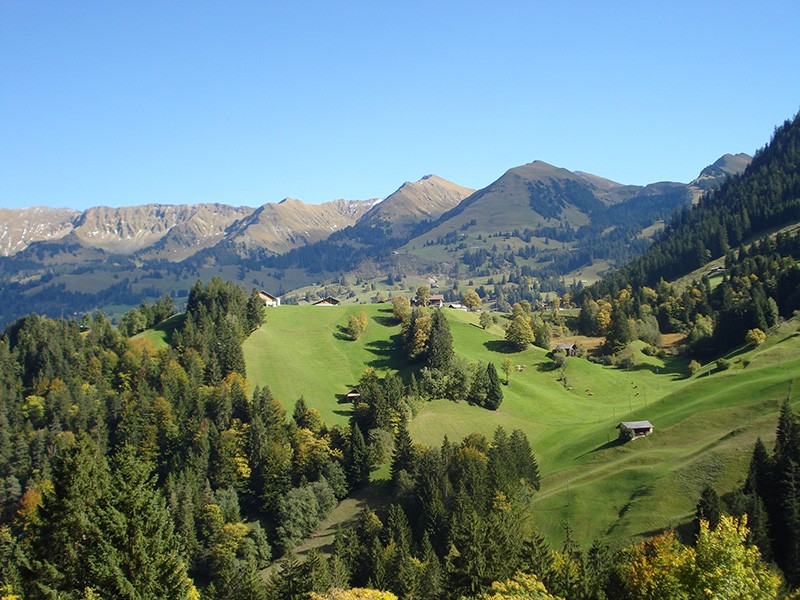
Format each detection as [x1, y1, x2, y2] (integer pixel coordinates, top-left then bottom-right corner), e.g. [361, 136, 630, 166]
[621, 361, 688, 380]
[484, 340, 517, 354]
[378, 307, 393, 313]
[579, 437, 626, 458]
[365, 334, 406, 370]
[333, 408, 353, 418]
[537, 361, 559, 372]
[372, 315, 398, 327]
[334, 325, 353, 341]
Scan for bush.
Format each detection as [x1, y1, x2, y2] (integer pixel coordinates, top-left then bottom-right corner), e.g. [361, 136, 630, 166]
[618, 354, 636, 369]
[745, 328, 767, 347]
[716, 358, 731, 371]
[688, 359, 702, 375]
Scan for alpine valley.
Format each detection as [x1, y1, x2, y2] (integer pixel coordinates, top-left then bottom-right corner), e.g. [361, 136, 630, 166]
[2, 111, 800, 600]
[0, 154, 750, 325]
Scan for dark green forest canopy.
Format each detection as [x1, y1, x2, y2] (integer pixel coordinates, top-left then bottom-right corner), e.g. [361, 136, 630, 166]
[590, 112, 800, 297]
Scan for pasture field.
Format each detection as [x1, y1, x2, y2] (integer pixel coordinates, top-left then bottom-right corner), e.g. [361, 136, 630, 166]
[243, 305, 800, 546]
[243, 304, 409, 425]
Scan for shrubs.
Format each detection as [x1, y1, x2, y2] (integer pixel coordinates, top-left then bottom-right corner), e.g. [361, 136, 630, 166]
[688, 359, 702, 375]
[745, 328, 767, 347]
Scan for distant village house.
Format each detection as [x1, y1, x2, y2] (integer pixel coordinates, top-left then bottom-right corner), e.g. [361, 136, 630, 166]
[258, 291, 281, 307]
[411, 294, 445, 308]
[313, 296, 341, 306]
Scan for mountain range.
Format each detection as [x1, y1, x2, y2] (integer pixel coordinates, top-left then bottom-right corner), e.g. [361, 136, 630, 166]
[0, 153, 750, 324]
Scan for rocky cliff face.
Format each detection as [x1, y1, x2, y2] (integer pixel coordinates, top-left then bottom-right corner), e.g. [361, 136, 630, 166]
[0, 207, 80, 256]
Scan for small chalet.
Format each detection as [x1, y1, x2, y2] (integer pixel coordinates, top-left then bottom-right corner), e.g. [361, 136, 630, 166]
[429, 294, 445, 308]
[258, 290, 281, 307]
[313, 297, 341, 306]
[410, 294, 445, 308]
[554, 343, 578, 357]
[617, 420, 654, 441]
[345, 389, 361, 401]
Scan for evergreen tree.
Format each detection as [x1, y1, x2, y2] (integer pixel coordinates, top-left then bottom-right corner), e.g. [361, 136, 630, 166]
[25, 435, 112, 597]
[347, 424, 371, 490]
[426, 310, 453, 371]
[484, 363, 503, 410]
[390, 419, 414, 487]
[103, 446, 193, 598]
[508, 429, 540, 491]
[605, 302, 632, 352]
[694, 485, 723, 540]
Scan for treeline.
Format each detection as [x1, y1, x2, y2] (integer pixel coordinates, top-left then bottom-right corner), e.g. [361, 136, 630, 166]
[737, 401, 800, 586]
[0, 280, 387, 598]
[286, 426, 781, 600]
[391, 295, 503, 410]
[593, 111, 800, 295]
[117, 294, 176, 336]
[576, 229, 800, 355]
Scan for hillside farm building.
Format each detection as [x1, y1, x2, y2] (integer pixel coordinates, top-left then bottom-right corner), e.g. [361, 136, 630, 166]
[411, 294, 445, 308]
[258, 291, 281, 307]
[554, 343, 578, 357]
[313, 297, 341, 306]
[617, 420, 654, 441]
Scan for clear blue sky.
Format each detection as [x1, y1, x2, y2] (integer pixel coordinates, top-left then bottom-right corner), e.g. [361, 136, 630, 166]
[2, 1, 799, 210]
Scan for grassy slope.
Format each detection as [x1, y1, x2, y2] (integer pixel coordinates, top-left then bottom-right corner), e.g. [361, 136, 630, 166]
[244, 305, 800, 547]
[131, 313, 185, 349]
[243, 304, 409, 426]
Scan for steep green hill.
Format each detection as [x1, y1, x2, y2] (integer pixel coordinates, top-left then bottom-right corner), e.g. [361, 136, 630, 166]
[243, 304, 800, 546]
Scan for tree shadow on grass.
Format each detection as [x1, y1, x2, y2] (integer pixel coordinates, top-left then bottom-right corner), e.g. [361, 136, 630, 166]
[536, 361, 559, 372]
[365, 334, 406, 370]
[622, 360, 689, 381]
[484, 340, 518, 354]
[333, 408, 353, 418]
[334, 325, 353, 341]
[577, 437, 626, 459]
[372, 315, 398, 327]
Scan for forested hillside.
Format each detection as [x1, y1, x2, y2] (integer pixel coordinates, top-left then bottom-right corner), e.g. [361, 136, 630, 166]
[594, 113, 800, 294]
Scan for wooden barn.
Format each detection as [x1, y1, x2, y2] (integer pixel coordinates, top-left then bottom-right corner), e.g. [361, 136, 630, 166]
[258, 290, 281, 307]
[313, 297, 341, 306]
[617, 420, 654, 441]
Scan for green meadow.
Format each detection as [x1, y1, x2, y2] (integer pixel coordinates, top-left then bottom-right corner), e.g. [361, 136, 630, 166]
[243, 304, 800, 547]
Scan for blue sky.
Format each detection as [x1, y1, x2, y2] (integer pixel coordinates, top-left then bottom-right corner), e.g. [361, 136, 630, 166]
[1, 1, 799, 210]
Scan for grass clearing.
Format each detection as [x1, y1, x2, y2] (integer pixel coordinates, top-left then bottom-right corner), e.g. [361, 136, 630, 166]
[244, 305, 800, 546]
[243, 304, 407, 426]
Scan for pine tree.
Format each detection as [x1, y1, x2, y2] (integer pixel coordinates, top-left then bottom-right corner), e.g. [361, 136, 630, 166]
[390, 419, 414, 486]
[508, 429, 540, 491]
[103, 446, 193, 598]
[746, 493, 773, 562]
[26, 434, 113, 597]
[426, 310, 453, 371]
[694, 485, 723, 540]
[347, 424, 371, 490]
[605, 302, 632, 352]
[484, 363, 503, 411]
